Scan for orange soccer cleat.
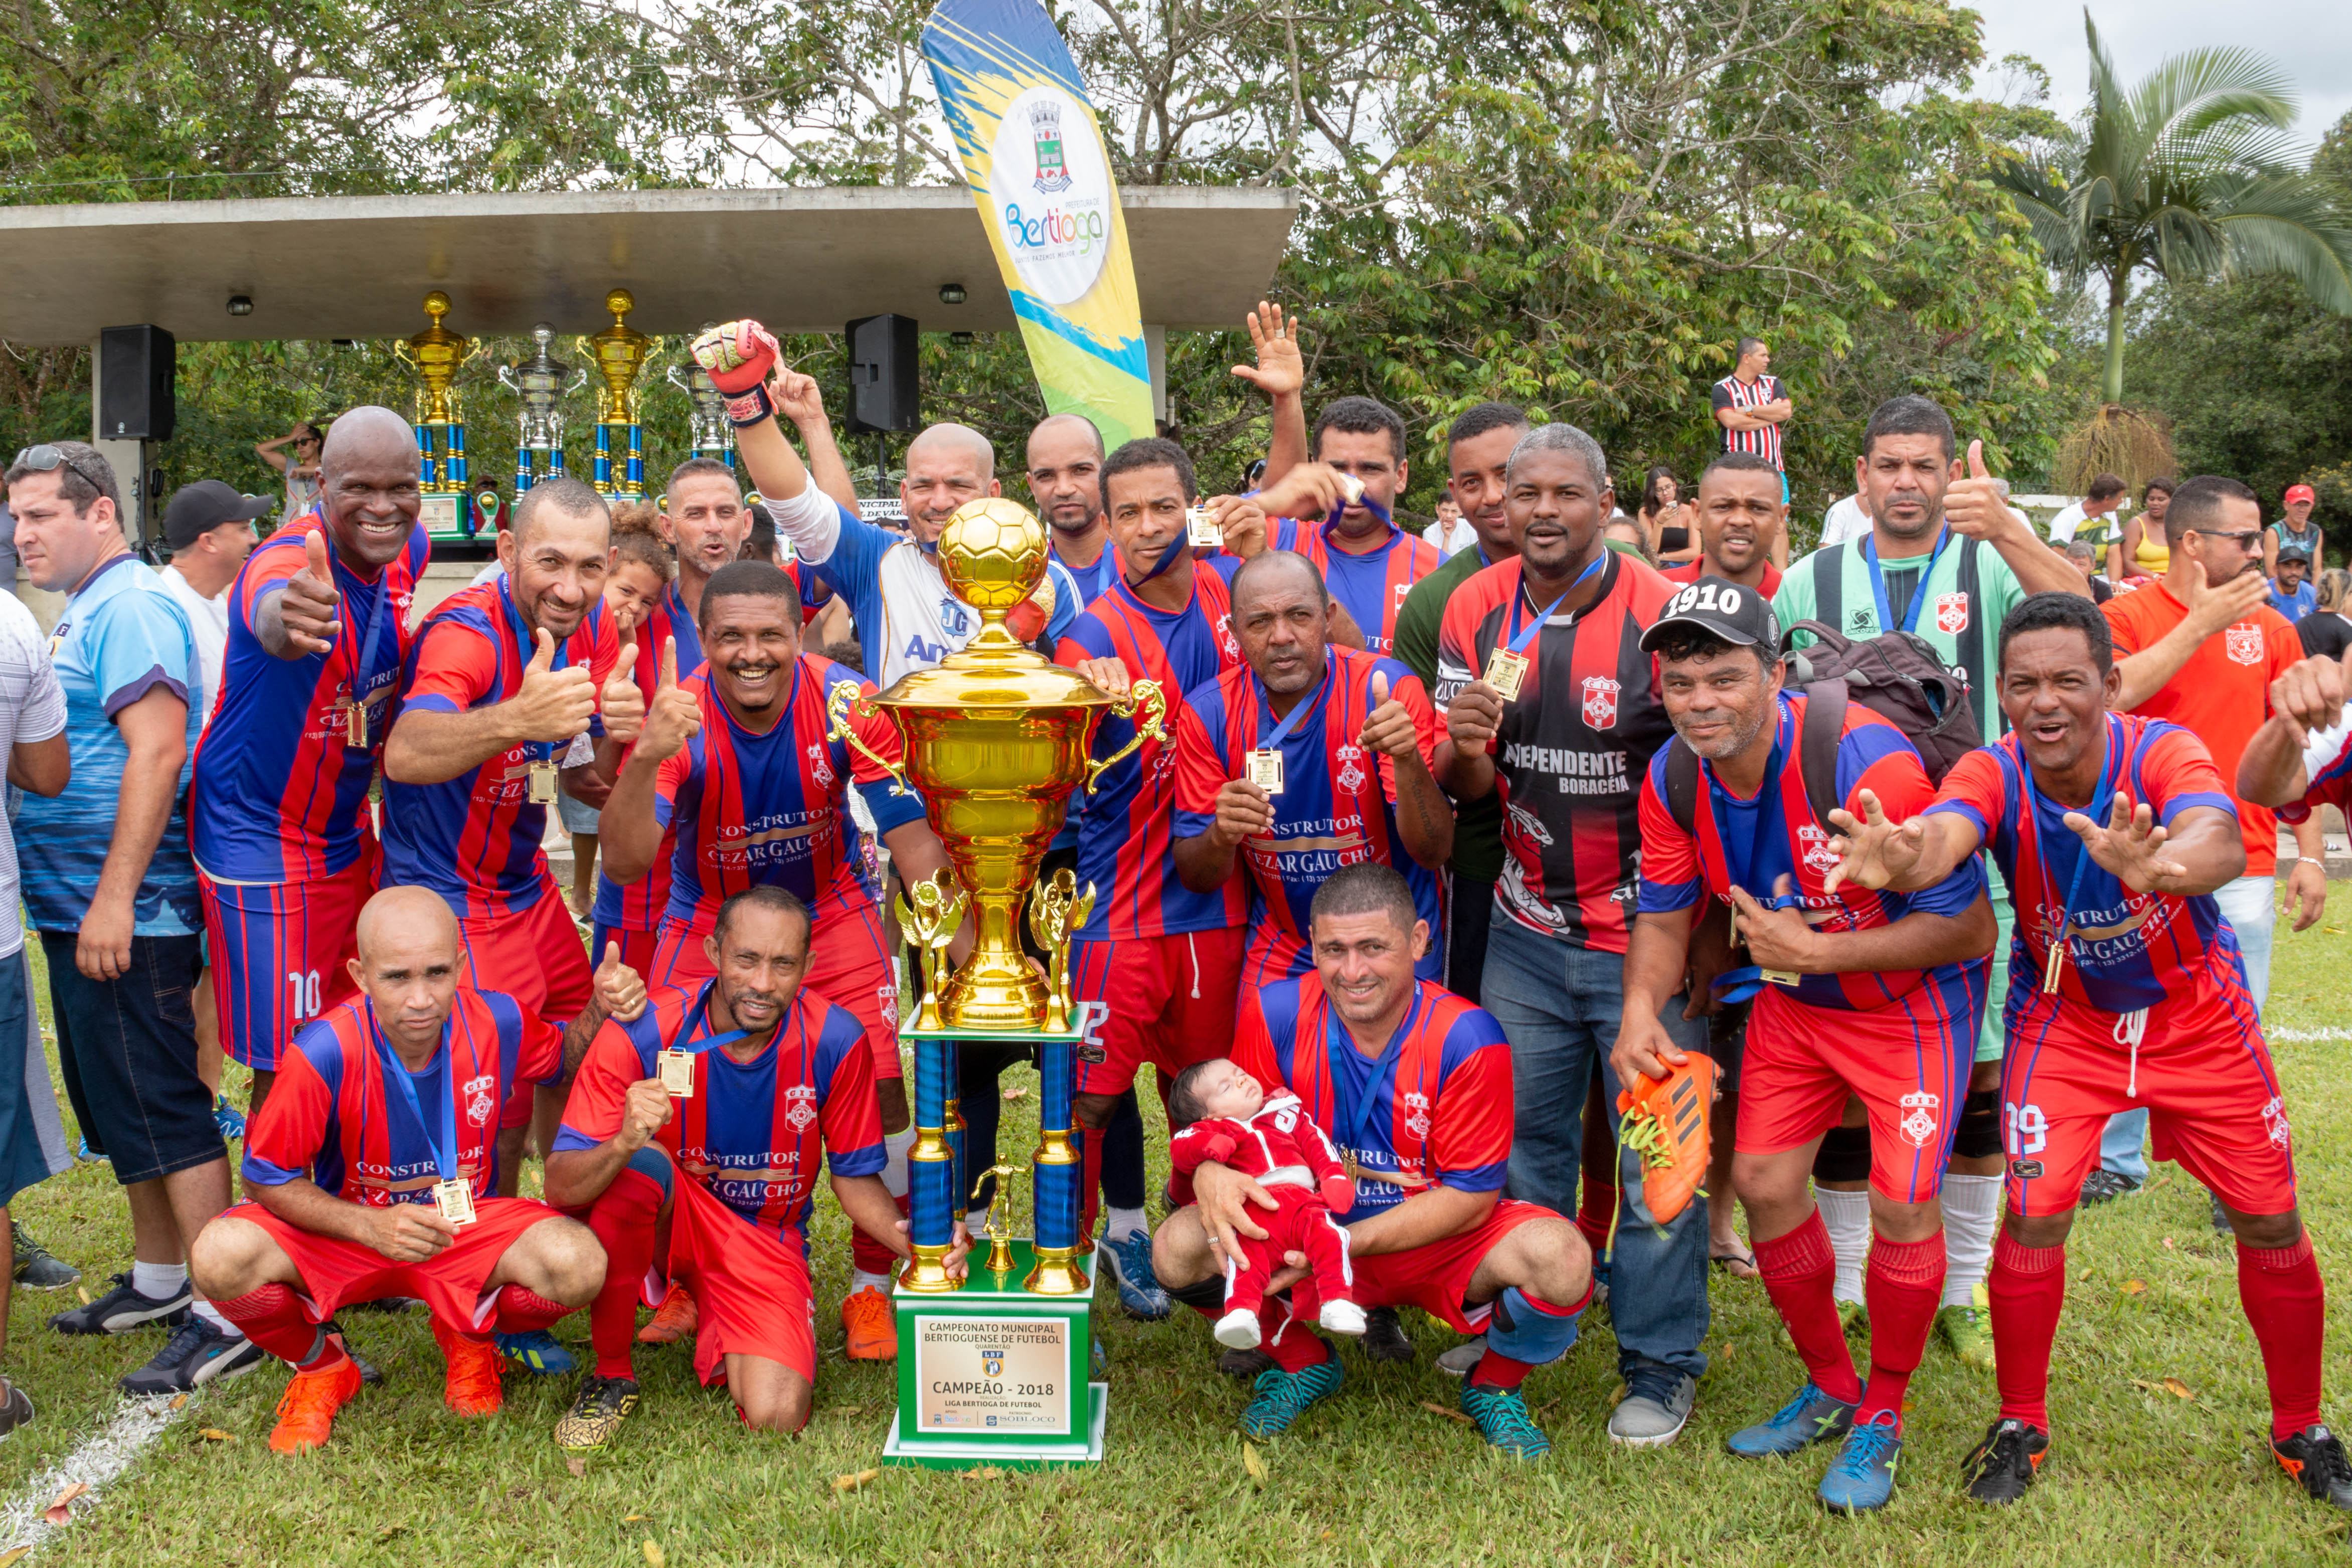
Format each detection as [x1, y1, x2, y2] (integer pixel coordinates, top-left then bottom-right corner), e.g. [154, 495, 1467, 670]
[268, 1353, 364, 1454]
[1615, 1055, 1718, 1226]
[432, 1317, 505, 1418]
[841, 1286, 896, 1361]
[636, 1284, 698, 1345]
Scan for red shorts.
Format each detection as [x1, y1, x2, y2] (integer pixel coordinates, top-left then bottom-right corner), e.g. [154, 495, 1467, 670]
[1350, 1197, 1555, 1335]
[647, 903, 902, 1082]
[1069, 928, 1245, 1101]
[1737, 987, 1973, 1203]
[655, 1174, 816, 1387]
[226, 1195, 562, 1332]
[2000, 965, 2294, 1218]
[199, 849, 376, 1072]
[458, 891, 593, 1129]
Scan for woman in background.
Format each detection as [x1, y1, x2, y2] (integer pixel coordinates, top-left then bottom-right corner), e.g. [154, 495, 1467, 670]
[1638, 465, 1698, 566]
[2116, 476, 2173, 582]
[254, 420, 326, 521]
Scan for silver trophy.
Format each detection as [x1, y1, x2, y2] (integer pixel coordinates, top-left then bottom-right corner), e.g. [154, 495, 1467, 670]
[499, 323, 589, 490]
[666, 351, 734, 462]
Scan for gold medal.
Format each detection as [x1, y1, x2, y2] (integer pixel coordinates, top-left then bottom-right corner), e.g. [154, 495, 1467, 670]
[528, 760, 559, 805]
[1761, 968, 1800, 987]
[431, 1178, 476, 1227]
[345, 699, 367, 748]
[1246, 748, 1284, 795]
[2043, 940, 2065, 994]
[1484, 646, 1530, 702]
[658, 1048, 696, 1098]
[1186, 505, 1224, 550]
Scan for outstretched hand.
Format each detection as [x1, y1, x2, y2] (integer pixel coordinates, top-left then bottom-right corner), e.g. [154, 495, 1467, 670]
[1824, 788, 1928, 893]
[2065, 792, 2190, 895]
[1230, 301, 1303, 401]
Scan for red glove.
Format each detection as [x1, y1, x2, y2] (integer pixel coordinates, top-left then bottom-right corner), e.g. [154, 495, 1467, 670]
[690, 320, 781, 425]
[1004, 570, 1057, 644]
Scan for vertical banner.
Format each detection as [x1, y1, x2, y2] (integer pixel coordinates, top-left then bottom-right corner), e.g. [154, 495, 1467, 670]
[921, 0, 1156, 451]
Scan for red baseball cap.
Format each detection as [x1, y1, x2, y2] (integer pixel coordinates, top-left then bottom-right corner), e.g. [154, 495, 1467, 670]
[2285, 483, 2316, 505]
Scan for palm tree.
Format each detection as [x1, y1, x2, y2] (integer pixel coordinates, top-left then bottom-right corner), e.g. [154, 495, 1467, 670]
[1997, 11, 2352, 404]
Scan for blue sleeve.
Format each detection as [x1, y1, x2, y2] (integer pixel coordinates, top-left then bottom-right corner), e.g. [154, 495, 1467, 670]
[94, 587, 194, 719]
[551, 1125, 600, 1154]
[1045, 560, 1081, 642]
[1900, 850, 1987, 919]
[860, 776, 926, 835]
[1206, 554, 1243, 586]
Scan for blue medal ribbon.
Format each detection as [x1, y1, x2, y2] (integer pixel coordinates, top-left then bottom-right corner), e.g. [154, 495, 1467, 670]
[1322, 487, 1395, 531]
[668, 983, 752, 1060]
[1324, 987, 1427, 1158]
[365, 1004, 460, 1188]
[1253, 663, 1328, 755]
[1710, 704, 1803, 1004]
[1861, 527, 1953, 636]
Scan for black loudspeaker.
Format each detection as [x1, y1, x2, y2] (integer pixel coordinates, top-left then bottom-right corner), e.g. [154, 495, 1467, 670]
[98, 325, 176, 442]
[844, 313, 920, 434]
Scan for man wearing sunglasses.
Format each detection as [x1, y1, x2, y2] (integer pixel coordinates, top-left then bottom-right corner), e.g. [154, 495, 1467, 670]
[6, 440, 260, 1394]
[2086, 475, 2325, 1208]
[1614, 578, 1993, 1511]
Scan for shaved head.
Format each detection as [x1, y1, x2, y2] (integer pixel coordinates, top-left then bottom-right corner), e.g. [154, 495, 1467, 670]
[1028, 413, 1104, 463]
[908, 422, 995, 481]
[1230, 548, 1326, 609]
[350, 887, 463, 1053]
[356, 885, 459, 962]
[316, 405, 423, 573]
[900, 421, 1003, 545]
[319, 406, 418, 482]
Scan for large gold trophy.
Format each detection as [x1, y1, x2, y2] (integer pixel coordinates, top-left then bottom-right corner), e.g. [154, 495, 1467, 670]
[582, 288, 657, 497]
[392, 291, 481, 535]
[834, 497, 1159, 1468]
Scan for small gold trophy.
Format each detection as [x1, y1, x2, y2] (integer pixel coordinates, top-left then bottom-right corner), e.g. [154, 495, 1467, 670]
[970, 1163, 1028, 1276]
[1024, 869, 1094, 1033]
[892, 869, 969, 1036]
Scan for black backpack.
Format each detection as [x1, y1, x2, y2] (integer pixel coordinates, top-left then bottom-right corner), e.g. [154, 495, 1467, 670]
[1660, 623, 1981, 836]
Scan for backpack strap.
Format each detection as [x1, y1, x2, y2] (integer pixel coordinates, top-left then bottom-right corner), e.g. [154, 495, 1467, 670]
[1664, 737, 1701, 837]
[1797, 680, 1849, 829]
[1811, 542, 1844, 640]
[1952, 536, 1988, 731]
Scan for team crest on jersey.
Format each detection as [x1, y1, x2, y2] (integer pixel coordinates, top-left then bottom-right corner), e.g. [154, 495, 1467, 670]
[1215, 613, 1238, 658]
[878, 983, 900, 1030]
[1581, 674, 1621, 730]
[1401, 1091, 1431, 1139]
[1933, 593, 1970, 634]
[1336, 741, 1366, 795]
[462, 1075, 497, 1128]
[938, 597, 971, 638]
[807, 742, 833, 788]
[2226, 623, 2265, 665]
[1897, 1090, 1941, 1148]
[784, 1083, 819, 1132]
[2262, 1096, 2292, 1150]
[1797, 822, 1838, 876]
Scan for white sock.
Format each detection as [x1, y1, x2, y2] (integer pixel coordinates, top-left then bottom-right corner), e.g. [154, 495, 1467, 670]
[132, 1261, 187, 1301]
[849, 1269, 894, 1296]
[1940, 1173, 2003, 1306]
[1104, 1206, 1147, 1243]
[1814, 1187, 1871, 1305]
[881, 1129, 915, 1200]
[192, 1298, 240, 1336]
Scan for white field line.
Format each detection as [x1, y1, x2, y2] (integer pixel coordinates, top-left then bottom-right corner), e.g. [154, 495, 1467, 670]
[2270, 1028, 2352, 1042]
[0, 1393, 191, 1557]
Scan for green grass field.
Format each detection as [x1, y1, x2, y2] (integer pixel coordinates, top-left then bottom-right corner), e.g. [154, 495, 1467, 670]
[0, 897, 2347, 1566]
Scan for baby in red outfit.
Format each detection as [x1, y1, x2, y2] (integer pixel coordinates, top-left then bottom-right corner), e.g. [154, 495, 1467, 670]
[1168, 1057, 1365, 1348]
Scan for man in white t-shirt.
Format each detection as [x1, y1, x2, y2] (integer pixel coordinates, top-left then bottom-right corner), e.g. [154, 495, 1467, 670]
[2044, 473, 2128, 581]
[1423, 496, 1477, 558]
[158, 482, 268, 730]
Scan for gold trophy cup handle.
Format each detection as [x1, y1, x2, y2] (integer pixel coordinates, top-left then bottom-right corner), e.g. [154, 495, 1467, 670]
[1083, 679, 1167, 794]
[824, 683, 911, 795]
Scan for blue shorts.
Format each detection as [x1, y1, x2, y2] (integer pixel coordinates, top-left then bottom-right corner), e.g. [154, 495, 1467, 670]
[44, 932, 222, 1186]
[0, 948, 54, 1208]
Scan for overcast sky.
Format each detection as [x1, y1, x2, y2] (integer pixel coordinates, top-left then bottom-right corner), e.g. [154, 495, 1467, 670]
[1970, 0, 2350, 151]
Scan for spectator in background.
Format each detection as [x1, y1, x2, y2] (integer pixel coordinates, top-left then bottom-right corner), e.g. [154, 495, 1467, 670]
[1604, 513, 1658, 565]
[1424, 495, 1476, 558]
[254, 421, 326, 522]
[2265, 483, 2323, 582]
[2117, 476, 2174, 582]
[2064, 538, 2113, 604]
[2298, 569, 2352, 660]
[1711, 337, 1793, 494]
[1638, 466, 1698, 566]
[1818, 490, 1872, 549]
[2271, 547, 2317, 625]
[2046, 473, 2126, 569]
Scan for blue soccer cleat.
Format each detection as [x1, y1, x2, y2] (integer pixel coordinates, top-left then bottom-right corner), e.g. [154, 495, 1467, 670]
[1726, 1381, 1858, 1458]
[497, 1330, 576, 1376]
[1096, 1232, 1171, 1320]
[1460, 1380, 1551, 1458]
[1238, 1344, 1343, 1437]
[1818, 1411, 1903, 1513]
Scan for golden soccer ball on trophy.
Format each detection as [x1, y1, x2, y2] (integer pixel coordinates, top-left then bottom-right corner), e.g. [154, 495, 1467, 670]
[936, 496, 1051, 613]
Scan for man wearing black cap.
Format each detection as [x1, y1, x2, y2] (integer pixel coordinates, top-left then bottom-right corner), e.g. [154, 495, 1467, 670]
[160, 482, 271, 730]
[1612, 576, 1994, 1511]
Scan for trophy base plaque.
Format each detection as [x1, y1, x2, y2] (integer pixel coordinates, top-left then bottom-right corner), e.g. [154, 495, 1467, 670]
[418, 492, 465, 541]
[884, 1239, 1103, 1470]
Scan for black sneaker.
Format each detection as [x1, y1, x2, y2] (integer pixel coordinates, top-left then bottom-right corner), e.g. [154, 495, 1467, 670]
[48, 1272, 191, 1335]
[1960, 1417, 2049, 1504]
[1218, 1345, 1275, 1379]
[13, 1224, 79, 1290]
[320, 1321, 385, 1386]
[0, 1378, 31, 1439]
[2274, 1424, 2352, 1511]
[2077, 1170, 2140, 1207]
[555, 1374, 641, 1451]
[118, 1316, 266, 1396]
[1362, 1304, 1414, 1363]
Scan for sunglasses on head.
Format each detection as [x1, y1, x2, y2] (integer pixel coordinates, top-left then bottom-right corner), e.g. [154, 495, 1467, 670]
[11, 444, 110, 495]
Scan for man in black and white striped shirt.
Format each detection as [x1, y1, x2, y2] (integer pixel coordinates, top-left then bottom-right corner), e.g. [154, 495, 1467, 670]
[1710, 337, 1794, 482]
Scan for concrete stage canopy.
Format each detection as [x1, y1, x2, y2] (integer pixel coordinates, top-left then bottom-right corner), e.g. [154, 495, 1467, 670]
[0, 185, 1300, 346]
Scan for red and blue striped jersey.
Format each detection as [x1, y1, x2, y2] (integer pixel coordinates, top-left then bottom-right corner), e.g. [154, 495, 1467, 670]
[2294, 727, 2352, 818]
[242, 987, 560, 1205]
[1224, 974, 1511, 1225]
[653, 655, 921, 931]
[555, 981, 884, 1240]
[384, 578, 622, 919]
[1172, 645, 1444, 982]
[1638, 693, 1989, 1013]
[1926, 713, 2239, 1015]
[191, 511, 430, 883]
[591, 580, 703, 933]
[1054, 566, 1249, 941]
[1268, 517, 1441, 654]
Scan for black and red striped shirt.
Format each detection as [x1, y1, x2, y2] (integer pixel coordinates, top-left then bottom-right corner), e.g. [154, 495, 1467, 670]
[1433, 550, 1676, 952]
[1711, 373, 1787, 469]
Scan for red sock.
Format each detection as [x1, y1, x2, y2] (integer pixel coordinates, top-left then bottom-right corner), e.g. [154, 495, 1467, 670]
[1755, 1210, 1861, 1404]
[1988, 1231, 2066, 1431]
[494, 1286, 573, 1335]
[212, 1284, 341, 1371]
[586, 1167, 663, 1379]
[1473, 1348, 1534, 1389]
[1856, 1230, 1945, 1431]
[2238, 1234, 2327, 1441]
[850, 1191, 912, 1280]
[1261, 1318, 1328, 1373]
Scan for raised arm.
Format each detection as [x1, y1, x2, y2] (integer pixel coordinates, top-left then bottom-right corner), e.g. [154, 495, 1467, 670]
[1823, 787, 1986, 894]
[2237, 656, 2347, 807]
[385, 627, 597, 785]
[2110, 562, 2270, 712]
[1232, 303, 1309, 491]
